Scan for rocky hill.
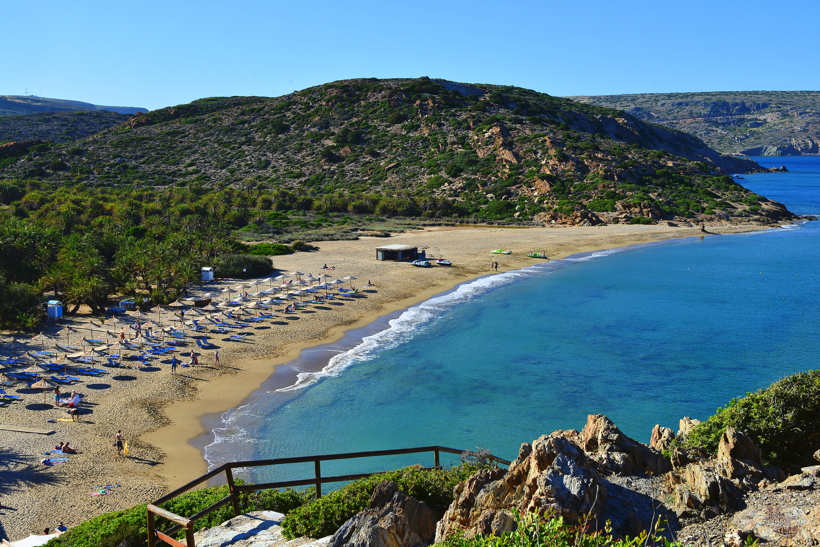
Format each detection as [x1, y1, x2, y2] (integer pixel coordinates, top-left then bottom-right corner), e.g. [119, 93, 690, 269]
[0, 78, 797, 226]
[0, 110, 131, 144]
[0, 95, 147, 116]
[569, 91, 820, 156]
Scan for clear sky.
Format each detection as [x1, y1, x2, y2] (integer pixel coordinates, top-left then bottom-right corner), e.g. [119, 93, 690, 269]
[5, 0, 819, 111]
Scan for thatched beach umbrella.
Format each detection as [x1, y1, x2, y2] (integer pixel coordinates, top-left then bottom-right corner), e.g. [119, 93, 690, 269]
[23, 364, 45, 375]
[167, 300, 187, 309]
[31, 378, 55, 404]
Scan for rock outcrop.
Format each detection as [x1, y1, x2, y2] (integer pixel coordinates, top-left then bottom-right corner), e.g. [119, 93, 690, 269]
[436, 415, 675, 543]
[329, 481, 438, 547]
[669, 427, 784, 519]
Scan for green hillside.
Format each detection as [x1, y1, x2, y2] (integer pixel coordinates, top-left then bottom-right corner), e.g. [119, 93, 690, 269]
[569, 91, 820, 155]
[0, 78, 793, 228]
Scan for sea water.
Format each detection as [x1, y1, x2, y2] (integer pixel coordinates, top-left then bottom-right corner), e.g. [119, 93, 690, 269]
[203, 156, 820, 485]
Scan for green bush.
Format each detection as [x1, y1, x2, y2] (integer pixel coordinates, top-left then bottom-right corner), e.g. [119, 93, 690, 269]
[215, 254, 273, 278]
[629, 217, 655, 225]
[684, 370, 820, 468]
[438, 509, 680, 547]
[248, 243, 294, 256]
[281, 464, 487, 540]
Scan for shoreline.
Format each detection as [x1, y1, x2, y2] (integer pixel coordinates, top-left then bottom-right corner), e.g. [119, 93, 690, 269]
[146, 223, 772, 485]
[0, 222, 773, 540]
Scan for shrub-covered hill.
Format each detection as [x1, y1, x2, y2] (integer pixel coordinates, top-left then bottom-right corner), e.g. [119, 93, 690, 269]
[0, 110, 132, 144]
[0, 78, 797, 225]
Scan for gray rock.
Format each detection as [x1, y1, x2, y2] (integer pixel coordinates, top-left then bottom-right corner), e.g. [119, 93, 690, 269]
[329, 482, 437, 547]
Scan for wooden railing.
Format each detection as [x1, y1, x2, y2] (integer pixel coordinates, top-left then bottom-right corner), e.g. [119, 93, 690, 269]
[147, 445, 511, 547]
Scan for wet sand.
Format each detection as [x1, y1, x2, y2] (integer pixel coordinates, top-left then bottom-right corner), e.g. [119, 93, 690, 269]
[0, 222, 767, 540]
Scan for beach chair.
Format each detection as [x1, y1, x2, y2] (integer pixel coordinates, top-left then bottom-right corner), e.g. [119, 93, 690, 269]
[50, 375, 73, 385]
[227, 334, 250, 342]
[105, 358, 125, 368]
[197, 338, 217, 349]
[83, 337, 105, 345]
[258, 312, 277, 319]
[57, 374, 81, 382]
[76, 368, 103, 376]
[0, 389, 21, 400]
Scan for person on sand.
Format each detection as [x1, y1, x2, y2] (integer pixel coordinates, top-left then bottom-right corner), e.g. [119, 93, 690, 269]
[214, 349, 220, 366]
[62, 442, 79, 454]
[114, 430, 125, 456]
[170, 355, 179, 374]
[68, 407, 79, 421]
[56, 522, 67, 533]
[54, 387, 63, 406]
[55, 442, 64, 452]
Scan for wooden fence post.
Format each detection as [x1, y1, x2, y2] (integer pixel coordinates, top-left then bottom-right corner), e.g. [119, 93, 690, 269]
[225, 468, 241, 517]
[147, 509, 155, 547]
[314, 459, 322, 498]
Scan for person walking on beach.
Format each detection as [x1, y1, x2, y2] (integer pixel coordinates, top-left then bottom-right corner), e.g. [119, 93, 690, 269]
[170, 355, 179, 374]
[214, 349, 220, 366]
[114, 430, 125, 456]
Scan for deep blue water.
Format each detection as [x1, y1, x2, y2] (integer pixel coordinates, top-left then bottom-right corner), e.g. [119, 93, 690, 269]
[204, 156, 820, 484]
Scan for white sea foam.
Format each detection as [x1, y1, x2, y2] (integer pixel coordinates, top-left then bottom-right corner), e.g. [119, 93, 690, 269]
[275, 267, 535, 393]
[204, 248, 627, 468]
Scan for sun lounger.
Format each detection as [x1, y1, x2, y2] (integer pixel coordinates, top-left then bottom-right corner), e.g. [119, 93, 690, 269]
[243, 317, 263, 323]
[227, 334, 250, 342]
[197, 338, 217, 349]
[83, 338, 105, 345]
[76, 368, 103, 376]
[39, 363, 65, 372]
[258, 312, 277, 318]
[50, 375, 73, 385]
[0, 389, 21, 400]
[106, 358, 125, 368]
[57, 374, 81, 382]
[5, 372, 38, 381]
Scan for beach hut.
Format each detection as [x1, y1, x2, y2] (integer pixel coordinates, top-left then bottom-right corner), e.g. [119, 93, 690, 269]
[201, 267, 214, 282]
[375, 244, 418, 261]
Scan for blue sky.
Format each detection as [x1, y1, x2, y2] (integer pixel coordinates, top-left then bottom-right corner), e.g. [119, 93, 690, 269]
[5, 0, 819, 111]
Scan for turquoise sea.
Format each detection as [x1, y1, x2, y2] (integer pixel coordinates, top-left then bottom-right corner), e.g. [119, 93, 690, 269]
[202, 156, 820, 484]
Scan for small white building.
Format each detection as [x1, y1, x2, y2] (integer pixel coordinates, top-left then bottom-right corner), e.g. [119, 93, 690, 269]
[201, 267, 214, 282]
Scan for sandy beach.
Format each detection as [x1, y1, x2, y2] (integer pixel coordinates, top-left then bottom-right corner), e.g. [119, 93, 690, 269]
[0, 222, 768, 541]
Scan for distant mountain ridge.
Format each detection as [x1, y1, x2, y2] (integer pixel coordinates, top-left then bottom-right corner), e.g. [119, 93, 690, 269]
[568, 91, 820, 156]
[0, 110, 132, 144]
[0, 95, 147, 116]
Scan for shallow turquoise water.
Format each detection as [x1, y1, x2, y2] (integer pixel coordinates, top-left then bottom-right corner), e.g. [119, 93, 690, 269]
[204, 156, 820, 484]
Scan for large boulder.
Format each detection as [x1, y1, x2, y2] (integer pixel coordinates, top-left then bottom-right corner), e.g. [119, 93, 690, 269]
[435, 432, 604, 542]
[579, 415, 671, 476]
[328, 481, 437, 547]
[436, 416, 676, 543]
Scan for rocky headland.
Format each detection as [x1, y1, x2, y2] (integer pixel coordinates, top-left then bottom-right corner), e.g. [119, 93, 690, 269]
[256, 414, 820, 546]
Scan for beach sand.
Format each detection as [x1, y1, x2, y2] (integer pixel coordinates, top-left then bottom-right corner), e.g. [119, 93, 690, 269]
[0, 222, 766, 540]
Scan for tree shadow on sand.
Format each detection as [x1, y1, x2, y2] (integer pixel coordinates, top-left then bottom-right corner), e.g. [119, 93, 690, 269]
[0, 447, 64, 497]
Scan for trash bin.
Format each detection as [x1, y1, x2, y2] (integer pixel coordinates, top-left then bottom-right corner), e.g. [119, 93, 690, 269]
[47, 300, 63, 319]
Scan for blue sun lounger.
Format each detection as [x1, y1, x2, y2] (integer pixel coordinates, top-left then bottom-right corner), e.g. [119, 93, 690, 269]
[50, 376, 73, 385]
[197, 338, 217, 349]
[0, 389, 21, 400]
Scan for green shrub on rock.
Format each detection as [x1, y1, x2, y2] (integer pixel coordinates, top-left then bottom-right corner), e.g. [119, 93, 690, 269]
[684, 369, 820, 468]
[281, 463, 487, 540]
